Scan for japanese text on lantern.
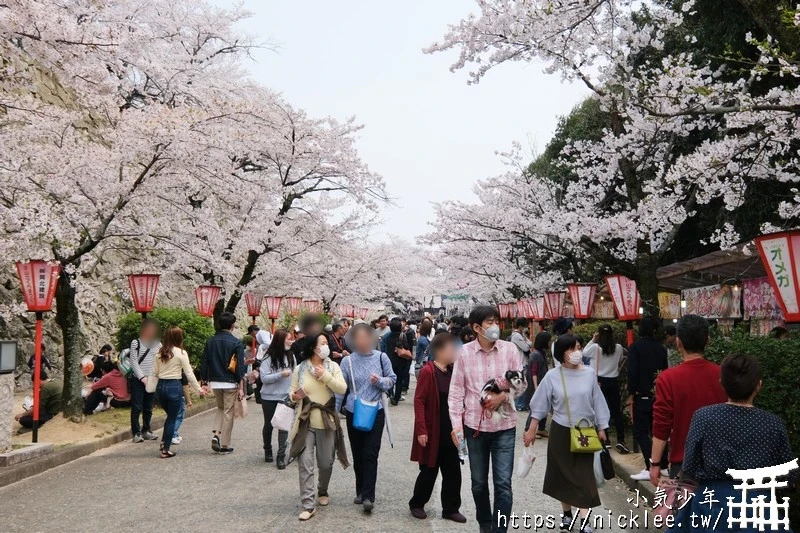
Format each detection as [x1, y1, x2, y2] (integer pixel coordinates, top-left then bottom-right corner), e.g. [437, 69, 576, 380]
[758, 236, 798, 316]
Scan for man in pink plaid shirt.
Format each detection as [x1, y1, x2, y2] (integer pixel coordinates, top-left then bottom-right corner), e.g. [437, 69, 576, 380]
[449, 306, 522, 533]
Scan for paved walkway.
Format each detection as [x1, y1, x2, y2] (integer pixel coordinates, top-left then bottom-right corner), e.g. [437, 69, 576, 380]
[1, 380, 651, 532]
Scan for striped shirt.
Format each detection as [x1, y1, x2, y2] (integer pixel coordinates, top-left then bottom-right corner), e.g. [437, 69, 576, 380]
[449, 339, 522, 433]
[128, 338, 160, 380]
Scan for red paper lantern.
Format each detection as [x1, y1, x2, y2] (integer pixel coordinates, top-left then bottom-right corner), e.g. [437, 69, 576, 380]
[605, 275, 641, 320]
[244, 291, 264, 317]
[530, 297, 546, 321]
[194, 286, 221, 317]
[359, 307, 369, 320]
[128, 274, 160, 314]
[264, 296, 283, 320]
[522, 299, 535, 319]
[286, 297, 303, 317]
[545, 291, 566, 319]
[497, 303, 509, 319]
[516, 300, 527, 318]
[16, 261, 61, 312]
[567, 283, 598, 320]
[755, 231, 800, 323]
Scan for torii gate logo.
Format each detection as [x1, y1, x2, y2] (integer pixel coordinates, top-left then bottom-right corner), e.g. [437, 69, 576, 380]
[726, 458, 798, 530]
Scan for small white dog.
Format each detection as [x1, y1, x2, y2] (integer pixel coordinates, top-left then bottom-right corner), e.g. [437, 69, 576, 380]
[479, 370, 527, 419]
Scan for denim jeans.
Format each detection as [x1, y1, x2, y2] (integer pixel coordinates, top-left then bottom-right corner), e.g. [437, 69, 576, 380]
[130, 377, 155, 435]
[156, 379, 182, 451]
[465, 426, 515, 532]
[174, 395, 186, 437]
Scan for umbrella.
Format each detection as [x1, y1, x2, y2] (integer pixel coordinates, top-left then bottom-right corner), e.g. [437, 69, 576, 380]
[380, 393, 394, 448]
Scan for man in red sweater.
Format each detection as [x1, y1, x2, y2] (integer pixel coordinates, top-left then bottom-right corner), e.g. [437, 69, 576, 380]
[649, 314, 727, 485]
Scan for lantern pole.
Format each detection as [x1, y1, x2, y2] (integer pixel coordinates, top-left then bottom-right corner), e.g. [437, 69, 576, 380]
[626, 320, 634, 347]
[32, 311, 44, 443]
[251, 315, 257, 358]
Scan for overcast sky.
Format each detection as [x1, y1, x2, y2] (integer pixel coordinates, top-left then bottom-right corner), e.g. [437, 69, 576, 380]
[223, 0, 588, 241]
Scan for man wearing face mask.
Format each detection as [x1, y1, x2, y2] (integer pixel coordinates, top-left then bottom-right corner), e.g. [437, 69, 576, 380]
[449, 306, 522, 533]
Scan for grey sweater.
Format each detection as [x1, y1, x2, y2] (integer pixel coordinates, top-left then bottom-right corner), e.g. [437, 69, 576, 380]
[260, 353, 295, 401]
[529, 365, 610, 430]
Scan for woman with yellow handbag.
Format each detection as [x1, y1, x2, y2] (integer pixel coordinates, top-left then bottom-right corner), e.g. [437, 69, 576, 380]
[523, 335, 610, 533]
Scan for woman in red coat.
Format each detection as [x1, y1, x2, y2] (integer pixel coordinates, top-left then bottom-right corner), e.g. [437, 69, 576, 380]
[409, 333, 465, 523]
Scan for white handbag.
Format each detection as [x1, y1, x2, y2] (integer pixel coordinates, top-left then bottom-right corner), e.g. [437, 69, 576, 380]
[145, 375, 158, 394]
[271, 400, 296, 432]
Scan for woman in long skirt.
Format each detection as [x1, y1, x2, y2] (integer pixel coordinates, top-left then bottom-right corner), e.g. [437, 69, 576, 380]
[524, 334, 610, 533]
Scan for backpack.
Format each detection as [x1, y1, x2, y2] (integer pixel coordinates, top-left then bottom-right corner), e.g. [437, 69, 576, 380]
[118, 339, 150, 378]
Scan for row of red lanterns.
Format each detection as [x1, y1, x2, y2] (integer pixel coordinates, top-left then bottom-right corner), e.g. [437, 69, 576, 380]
[500, 277, 642, 322]
[334, 304, 369, 321]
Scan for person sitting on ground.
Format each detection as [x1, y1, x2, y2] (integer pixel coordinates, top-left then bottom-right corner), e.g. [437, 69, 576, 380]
[16, 377, 63, 431]
[668, 353, 796, 533]
[89, 344, 113, 380]
[83, 361, 130, 414]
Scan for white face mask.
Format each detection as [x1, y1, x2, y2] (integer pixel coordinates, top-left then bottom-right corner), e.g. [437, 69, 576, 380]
[567, 350, 583, 366]
[318, 345, 330, 359]
[482, 325, 501, 343]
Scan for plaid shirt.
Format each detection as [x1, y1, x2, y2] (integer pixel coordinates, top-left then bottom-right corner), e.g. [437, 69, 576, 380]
[449, 339, 522, 433]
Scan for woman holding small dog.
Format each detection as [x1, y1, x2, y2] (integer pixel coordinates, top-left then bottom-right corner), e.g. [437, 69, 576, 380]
[409, 332, 466, 523]
[524, 334, 610, 533]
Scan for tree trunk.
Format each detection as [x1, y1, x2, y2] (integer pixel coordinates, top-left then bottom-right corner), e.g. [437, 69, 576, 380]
[635, 255, 661, 318]
[54, 272, 87, 419]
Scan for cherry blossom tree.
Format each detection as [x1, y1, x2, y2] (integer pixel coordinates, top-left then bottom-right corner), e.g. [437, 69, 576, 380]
[426, 0, 800, 311]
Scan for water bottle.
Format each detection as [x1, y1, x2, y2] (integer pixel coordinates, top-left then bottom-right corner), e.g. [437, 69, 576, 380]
[457, 432, 469, 464]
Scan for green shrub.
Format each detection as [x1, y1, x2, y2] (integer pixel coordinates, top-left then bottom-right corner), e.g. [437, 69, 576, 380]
[117, 308, 216, 367]
[706, 327, 800, 526]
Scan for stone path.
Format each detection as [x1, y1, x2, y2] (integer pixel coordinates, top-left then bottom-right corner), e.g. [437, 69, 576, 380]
[0, 379, 653, 532]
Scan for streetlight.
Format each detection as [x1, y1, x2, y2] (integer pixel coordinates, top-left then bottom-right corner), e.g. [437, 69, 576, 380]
[567, 283, 598, 324]
[195, 285, 221, 318]
[286, 297, 302, 317]
[244, 292, 264, 357]
[605, 274, 642, 346]
[15, 260, 60, 443]
[128, 274, 160, 319]
[264, 296, 283, 334]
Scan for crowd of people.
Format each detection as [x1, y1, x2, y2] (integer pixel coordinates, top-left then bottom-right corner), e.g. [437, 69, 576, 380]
[13, 305, 796, 533]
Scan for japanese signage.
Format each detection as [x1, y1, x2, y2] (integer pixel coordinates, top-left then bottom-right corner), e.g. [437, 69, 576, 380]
[16, 261, 61, 312]
[658, 293, 681, 319]
[742, 278, 783, 320]
[681, 284, 742, 319]
[755, 232, 800, 322]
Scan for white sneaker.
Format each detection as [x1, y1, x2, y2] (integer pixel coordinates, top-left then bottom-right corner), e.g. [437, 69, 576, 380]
[631, 469, 651, 481]
[172, 436, 182, 445]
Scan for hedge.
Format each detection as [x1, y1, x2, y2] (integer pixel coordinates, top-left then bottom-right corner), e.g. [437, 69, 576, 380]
[117, 308, 216, 367]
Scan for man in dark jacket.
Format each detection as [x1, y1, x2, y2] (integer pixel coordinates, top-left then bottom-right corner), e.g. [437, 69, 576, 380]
[199, 312, 245, 454]
[626, 317, 669, 480]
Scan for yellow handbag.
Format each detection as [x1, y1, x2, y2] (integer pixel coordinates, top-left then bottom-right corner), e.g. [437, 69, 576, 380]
[559, 367, 603, 453]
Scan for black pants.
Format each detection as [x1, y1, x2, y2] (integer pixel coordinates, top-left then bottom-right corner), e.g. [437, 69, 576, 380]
[598, 377, 625, 444]
[346, 409, 385, 502]
[83, 389, 129, 414]
[130, 377, 155, 435]
[409, 441, 462, 515]
[18, 412, 52, 428]
[632, 396, 667, 468]
[390, 357, 411, 403]
[261, 400, 288, 457]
